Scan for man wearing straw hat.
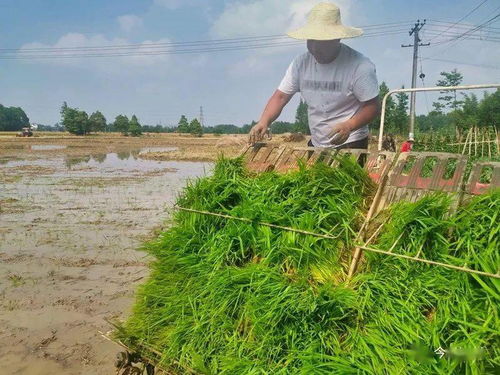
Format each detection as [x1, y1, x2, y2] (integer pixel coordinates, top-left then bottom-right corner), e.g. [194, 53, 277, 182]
[249, 2, 379, 149]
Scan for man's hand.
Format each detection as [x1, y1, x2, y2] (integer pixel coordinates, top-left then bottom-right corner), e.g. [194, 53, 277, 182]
[328, 119, 354, 145]
[327, 97, 380, 146]
[248, 90, 293, 145]
[248, 122, 269, 145]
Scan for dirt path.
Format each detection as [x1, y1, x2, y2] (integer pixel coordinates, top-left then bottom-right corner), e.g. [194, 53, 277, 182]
[0, 136, 212, 374]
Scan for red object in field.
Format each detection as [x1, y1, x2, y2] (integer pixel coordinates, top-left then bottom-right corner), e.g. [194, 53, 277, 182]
[400, 141, 413, 152]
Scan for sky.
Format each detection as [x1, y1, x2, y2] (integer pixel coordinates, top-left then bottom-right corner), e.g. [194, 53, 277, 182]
[1, 0, 500, 127]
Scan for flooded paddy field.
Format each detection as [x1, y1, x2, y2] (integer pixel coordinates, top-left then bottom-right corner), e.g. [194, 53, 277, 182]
[0, 135, 214, 374]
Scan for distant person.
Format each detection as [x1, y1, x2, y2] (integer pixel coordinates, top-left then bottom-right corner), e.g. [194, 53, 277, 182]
[400, 136, 415, 153]
[248, 2, 379, 149]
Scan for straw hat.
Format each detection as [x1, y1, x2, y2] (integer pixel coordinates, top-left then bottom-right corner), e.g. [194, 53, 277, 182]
[287, 2, 363, 40]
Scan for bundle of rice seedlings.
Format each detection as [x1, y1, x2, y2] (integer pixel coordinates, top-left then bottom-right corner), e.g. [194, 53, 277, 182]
[118, 156, 374, 373]
[117, 155, 499, 374]
[359, 191, 499, 374]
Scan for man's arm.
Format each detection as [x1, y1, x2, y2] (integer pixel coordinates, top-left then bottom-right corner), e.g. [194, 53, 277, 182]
[328, 96, 380, 145]
[249, 90, 293, 144]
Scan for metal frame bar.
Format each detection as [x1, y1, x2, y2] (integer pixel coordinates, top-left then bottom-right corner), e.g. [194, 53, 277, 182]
[378, 83, 500, 151]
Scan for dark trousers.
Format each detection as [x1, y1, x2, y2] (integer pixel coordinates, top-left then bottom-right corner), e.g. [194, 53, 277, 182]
[307, 137, 368, 166]
[307, 137, 369, 149]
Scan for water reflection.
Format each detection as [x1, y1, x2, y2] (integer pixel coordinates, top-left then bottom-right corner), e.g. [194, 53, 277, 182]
[69, 152, 163, 171]
[92, 153, 107, 163]
[65, 156, 91, 169]
[64, 147, 178, 167]
[3, 147, 210, 178]
[117, 151, 131, 160]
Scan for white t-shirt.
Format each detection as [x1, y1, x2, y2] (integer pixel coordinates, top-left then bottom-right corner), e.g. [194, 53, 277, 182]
[278, 44, 379, 147]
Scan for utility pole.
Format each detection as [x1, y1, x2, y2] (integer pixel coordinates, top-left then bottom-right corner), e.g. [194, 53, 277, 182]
[199, 106, 205, 128]
[402, 20, 429, 138]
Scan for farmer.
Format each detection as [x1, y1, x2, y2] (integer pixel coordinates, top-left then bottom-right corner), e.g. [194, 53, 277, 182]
[400, 136, 415, 152]
[249, 2, 379, 149]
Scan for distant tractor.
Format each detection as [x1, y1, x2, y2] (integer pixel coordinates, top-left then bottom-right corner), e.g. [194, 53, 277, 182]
[16, 127, 33, 137]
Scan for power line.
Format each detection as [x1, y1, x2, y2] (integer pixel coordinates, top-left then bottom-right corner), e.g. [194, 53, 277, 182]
[6, 18, 498, 61]
[426, 23, 500, 35]
[425, 25, 500, 39]
[424, 10, 500, 59]
[425, 28, 500, 36]
[2, 35, 291, 53]
[426, 31, 500, 44]
[422, 57, 500, 70]
[0, 22, 411, 53]
[428, 0, 489, 42]
[429, 10, 500, 47]
[427, 19, 500, 31]
[424, 31, 500, 43]
[0, 41, 301, 59]
[0, 30, 409, 60]
[8, 21, 500, 61]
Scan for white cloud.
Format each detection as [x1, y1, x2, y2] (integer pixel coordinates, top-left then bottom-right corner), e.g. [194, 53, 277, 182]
[18, 33, 171, 71]
[210, 1, 353, 78]
[117, 14, 143, 32]
[210, 0, 353, 38]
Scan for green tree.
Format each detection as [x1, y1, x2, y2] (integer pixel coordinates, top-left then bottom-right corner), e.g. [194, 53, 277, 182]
[114, 115, 130, 135]
[478, 89, 500, 127]
[241, 121, 256, 134]
[431, 101, 446, 114]
[211, 124, 242, 134]
[189, 118, 203, 137]
[177, 115, 190, 133]
[89, 111, 106, 132]
[60, 102, 90, 135]
[0, 106, 6, 131]
[416, 111, 451, 132]
[129, 114, 142, 136]
[294, 100, 309, 134]
[386, 87, 409, 134]
[450, 93, 479, 133]
[434, 69, 464, 112]
[370, 81, 394, 131]
[0, 104, 30, 131]
[270, 121, 295, 134]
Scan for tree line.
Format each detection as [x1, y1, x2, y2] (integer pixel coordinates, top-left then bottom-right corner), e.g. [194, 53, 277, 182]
[168, 99, 309, 135]
[3, 69, 498, 136]
[60, 102, 142, 136]
[175, 115, 203, 136]
[373, 69, 500, 136]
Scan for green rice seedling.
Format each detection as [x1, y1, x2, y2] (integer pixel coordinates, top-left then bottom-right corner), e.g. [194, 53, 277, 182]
[361, 190, 499, 374]
[117, 155, 499, 374]
[118, 156, 373, 373]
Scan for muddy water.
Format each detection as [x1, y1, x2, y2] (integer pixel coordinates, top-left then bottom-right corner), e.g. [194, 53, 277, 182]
[0, 150, 211, 374]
